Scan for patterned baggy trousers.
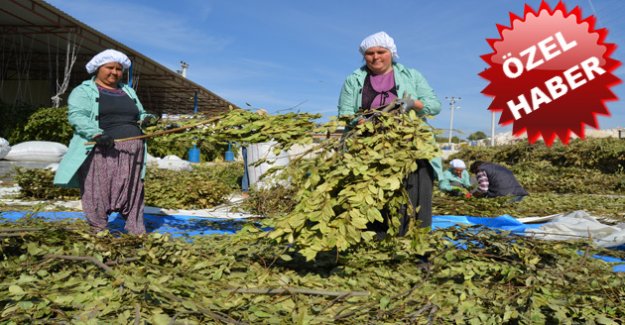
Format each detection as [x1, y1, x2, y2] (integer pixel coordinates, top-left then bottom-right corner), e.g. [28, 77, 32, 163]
[78, 139, 146, 234]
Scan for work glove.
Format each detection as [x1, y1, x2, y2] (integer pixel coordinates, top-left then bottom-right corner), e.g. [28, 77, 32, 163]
[93, 134, 114, 149]
[165, 123, 180, 130]
[140, 115, 158, 128]
[396, 98, 416, 113]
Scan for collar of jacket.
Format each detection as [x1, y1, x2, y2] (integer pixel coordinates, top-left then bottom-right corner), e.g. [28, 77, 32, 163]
[82, 77, 134, 98]
[352, 62, 410, 87]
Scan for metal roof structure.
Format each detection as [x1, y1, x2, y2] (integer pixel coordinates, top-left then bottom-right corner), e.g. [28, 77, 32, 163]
[0, 0, 236, 115]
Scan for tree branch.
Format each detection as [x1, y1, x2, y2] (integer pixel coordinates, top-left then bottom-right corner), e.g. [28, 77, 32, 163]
[44, 254, 114, 276]
[229, 287, 369, 297]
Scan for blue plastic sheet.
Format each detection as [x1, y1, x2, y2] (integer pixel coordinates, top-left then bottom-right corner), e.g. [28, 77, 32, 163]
[0, 211, 245, 237]
[2, 211, 623, 272]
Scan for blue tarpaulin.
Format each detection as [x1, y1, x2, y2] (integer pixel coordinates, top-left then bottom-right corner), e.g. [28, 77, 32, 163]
[0, 211, 246, 237]
[2, 211, 623, 272]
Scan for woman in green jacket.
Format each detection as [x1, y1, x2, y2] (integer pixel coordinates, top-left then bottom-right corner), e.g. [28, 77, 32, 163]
[338, 31, 442, 233]
[439, 158, 472, 196]
[54, 49, 156, 234]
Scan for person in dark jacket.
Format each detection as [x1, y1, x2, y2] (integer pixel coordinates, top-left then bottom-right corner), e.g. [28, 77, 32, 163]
[469, 161, 528, 201]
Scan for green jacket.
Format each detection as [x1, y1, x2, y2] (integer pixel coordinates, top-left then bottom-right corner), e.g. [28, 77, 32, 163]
[439, 169, 472, 192]
[53, 78, 151, 188]
[337, 62, 443, 179]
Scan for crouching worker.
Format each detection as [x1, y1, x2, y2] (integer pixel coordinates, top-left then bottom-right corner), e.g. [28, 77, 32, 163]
[54, 49, 156, 234]
[469, 161, 528, 202]
[439, 159, 472, 197]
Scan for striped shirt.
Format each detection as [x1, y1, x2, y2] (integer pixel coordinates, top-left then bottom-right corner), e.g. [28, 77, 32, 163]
[476, 170, 489, 193]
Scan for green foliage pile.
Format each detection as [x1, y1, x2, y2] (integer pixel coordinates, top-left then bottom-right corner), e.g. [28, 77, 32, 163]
[510, 161, 625, 194]
[451, 138, 625, 172]
[247, 187, 625, 222]
[242, 185, 298, 217]
[7, 107, 73, 145]
[449, 138, 625, 195]
[144, 166, 234, 210]
[1, 217, 624, 323]
[13, 168, 79, 200]
[262, 110, 440, 261]
[433, 192, 625, 220]
[191, 162, 244, 190]
[13, 162, 242, 210]
[147, 108, 320, 160]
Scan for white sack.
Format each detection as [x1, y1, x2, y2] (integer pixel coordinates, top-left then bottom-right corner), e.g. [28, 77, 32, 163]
[3, 141, 68, 162]
[0, 138, 10, 159]
[147, 155, 193, 171]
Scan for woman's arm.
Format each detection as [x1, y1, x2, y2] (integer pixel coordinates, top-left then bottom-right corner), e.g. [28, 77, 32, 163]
[413, 71, 441, 116]
[67, 87, 101, 139]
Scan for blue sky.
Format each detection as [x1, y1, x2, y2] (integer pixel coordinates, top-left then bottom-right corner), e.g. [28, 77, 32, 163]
[47, 0, 624, 139]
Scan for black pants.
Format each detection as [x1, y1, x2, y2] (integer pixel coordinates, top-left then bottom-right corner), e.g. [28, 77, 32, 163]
[369, 159, 434, 236]
[398, 159, 434, 236]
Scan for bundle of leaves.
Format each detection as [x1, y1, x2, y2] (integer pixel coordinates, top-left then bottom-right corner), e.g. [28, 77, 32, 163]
[260, 110, 440, 261]
[8, 107, 73, 145]
[146, 108, 321, 161]
[144, 166, 233, 209]
[1, 217, 624, 323]
[14, 167, 79, 200]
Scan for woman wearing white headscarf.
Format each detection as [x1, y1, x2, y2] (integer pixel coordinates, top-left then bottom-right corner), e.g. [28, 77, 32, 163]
[439, 159, 472, 196]
[54, 49, 156, 234]
[338, 31, 441, 233]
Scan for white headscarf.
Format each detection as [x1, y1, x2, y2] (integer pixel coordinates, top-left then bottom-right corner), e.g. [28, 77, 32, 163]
[450, 159, 466, 169]
[359, 31, 399, 59]
[85, 49, 131, 74]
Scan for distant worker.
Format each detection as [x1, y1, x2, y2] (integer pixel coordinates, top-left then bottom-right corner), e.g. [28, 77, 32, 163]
[337, 31, 441, 233]
[54, 49, 157, 234]
[439, 159, 472, 196]
[469, 161, 528, 201]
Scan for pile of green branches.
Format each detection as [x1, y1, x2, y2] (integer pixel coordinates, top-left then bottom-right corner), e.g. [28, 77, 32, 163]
[450, 138, 625, 172]
[1, 217, 624, 323]
[13, 167, 79, 200]
[144, 165, 237, 210]
[259, 110, 440, 260]
[448, 138, 625, 196]
[432, 192, 625, 220]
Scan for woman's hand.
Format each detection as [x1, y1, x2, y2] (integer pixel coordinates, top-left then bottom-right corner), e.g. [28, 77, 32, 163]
[140, 115, 159, 128]
[93, 134, 114, 148]
[397, 98, 424, 113]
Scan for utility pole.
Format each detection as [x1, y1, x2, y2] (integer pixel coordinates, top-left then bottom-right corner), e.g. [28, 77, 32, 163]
[445, 96, 461, 146]
[490, 110, 496, 146]
[178, 61, 189, 78]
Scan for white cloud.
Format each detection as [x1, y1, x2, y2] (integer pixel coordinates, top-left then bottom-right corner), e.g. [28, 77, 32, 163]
[47, 0, 230, 54]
